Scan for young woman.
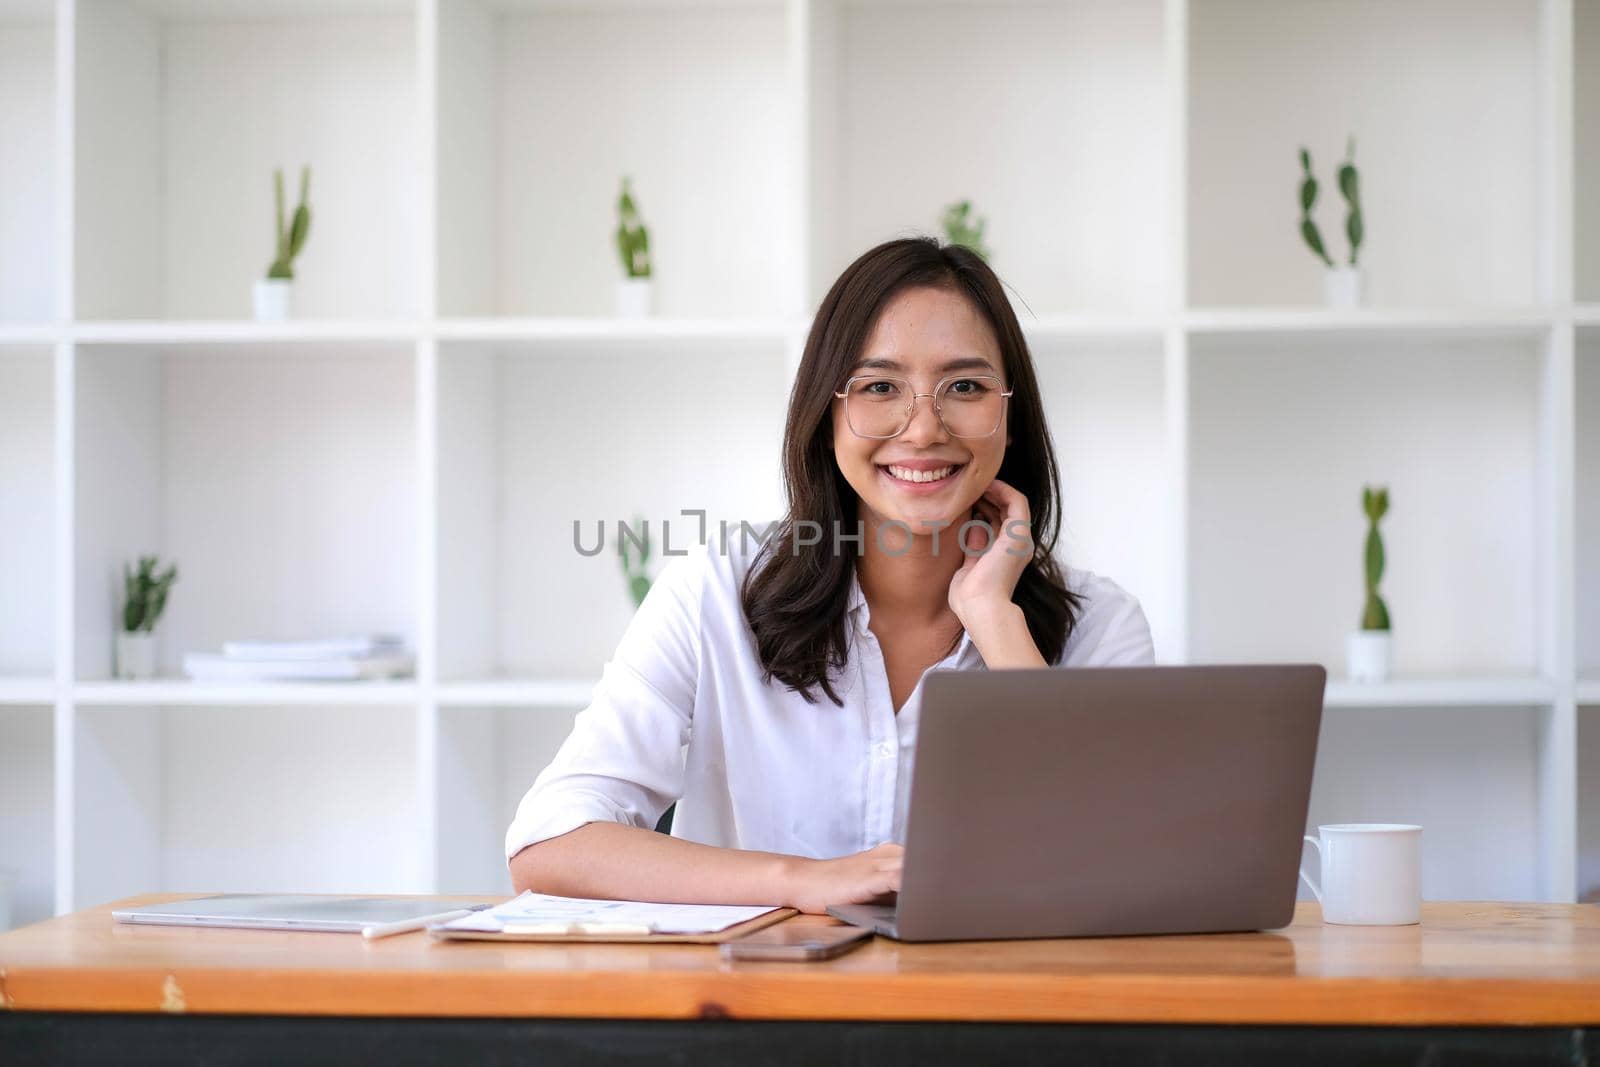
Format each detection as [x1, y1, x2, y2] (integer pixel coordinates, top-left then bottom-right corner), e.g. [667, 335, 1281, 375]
[506, 237, 1154, 914]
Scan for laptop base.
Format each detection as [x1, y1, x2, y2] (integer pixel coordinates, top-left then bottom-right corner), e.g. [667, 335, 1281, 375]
[826, 902, 900, 939]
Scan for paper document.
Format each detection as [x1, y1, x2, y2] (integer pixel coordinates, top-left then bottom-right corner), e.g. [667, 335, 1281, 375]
[435, 890, 781, 936]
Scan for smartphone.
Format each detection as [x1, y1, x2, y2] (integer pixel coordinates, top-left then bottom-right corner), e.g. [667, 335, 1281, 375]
[719, 923, 873, 962]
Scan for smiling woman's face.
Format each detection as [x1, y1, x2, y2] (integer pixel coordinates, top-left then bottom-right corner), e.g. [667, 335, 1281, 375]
[831, 284, 1009, 537]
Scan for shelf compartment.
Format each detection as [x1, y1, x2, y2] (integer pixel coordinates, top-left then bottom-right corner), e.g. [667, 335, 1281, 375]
[0, 704, 53, 929]
[435, 0, 790, 318]
[1188, 0, 1541, 309]
[1302, 705, 1542, 902]
[435, 338, 788, 680]
[0, 346, 56, 680]
[73, 0, 420, 320]
[435, 703, 583, 895]
[1029, 334, 1176, 661]
[73, 343, 418, 683]
[72, 703, 420, 910]
[807, 0, 1168, 315]
[1188, 331, 1543, 675]
[0, 2, 56, 323]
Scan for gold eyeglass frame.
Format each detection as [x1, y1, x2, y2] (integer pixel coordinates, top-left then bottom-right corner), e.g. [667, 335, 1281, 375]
[833, 373, 1014, 440]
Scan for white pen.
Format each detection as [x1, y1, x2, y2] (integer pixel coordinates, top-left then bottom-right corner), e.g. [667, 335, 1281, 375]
[361, 908, 476, 940]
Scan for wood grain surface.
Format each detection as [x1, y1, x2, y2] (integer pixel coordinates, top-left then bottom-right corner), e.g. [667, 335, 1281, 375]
[3, 896, 1599, 1025]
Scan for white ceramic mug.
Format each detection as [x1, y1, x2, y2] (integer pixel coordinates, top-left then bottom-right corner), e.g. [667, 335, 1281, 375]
[1299, 823, 1421, 925]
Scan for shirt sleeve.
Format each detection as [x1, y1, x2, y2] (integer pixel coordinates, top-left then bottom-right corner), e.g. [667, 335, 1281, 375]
[503, 545, 705, 862]
[1058, 573, 1157, 667]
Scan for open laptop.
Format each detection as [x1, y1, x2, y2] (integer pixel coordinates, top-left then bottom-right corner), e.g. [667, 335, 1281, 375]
[828, 664, 1325, 942]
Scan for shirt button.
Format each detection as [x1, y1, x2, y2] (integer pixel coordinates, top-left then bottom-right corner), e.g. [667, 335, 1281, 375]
[874, 742, 893, 759]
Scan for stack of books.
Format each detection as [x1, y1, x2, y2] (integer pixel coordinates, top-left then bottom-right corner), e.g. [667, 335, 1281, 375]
[183, 635, 414, 683]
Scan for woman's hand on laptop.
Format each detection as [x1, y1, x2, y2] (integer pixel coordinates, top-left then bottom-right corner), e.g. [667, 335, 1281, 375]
[781, 842, 903, 915]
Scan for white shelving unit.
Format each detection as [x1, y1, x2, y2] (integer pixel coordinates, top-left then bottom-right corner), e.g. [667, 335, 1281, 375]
[1, 0, 1596, 926]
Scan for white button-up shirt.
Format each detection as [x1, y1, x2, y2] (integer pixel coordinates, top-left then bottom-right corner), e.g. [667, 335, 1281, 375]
[505, 538, 1156, 863]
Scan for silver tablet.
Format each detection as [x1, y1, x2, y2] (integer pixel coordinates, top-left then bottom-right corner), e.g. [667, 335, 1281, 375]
[112, 894, 487, 933]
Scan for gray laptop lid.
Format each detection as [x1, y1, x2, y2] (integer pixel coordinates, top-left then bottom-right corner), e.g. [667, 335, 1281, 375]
[884, 664, 1324, 942]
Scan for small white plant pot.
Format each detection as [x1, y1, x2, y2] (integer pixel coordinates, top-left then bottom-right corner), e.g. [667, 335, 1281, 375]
[253, 278, 292, 322]
[615, 278, 653, 319]
[1324, 266, 1364, 310]
[115, 631, 157, 681]
[1346, 630, 1392, 683]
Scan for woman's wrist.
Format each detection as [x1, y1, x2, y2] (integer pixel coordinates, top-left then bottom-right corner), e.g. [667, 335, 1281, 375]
[770, 852, 810, 908]
[961, 600, 1047, 669]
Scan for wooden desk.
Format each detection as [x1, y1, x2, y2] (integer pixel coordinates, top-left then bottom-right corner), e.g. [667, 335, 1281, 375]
[4, 896, 1600, 1066]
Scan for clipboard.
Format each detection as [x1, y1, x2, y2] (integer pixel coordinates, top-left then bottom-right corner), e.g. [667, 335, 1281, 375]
[430, 907, 798, 944]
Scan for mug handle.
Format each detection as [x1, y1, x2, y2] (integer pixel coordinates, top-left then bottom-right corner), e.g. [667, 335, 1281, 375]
[1299, 835, 1323, 902]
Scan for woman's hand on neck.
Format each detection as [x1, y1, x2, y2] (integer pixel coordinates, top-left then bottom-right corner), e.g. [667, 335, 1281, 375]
[946, 479, 1049, 669]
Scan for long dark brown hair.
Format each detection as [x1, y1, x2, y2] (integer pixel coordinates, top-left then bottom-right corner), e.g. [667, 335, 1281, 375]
[740, 237, 1082, 706]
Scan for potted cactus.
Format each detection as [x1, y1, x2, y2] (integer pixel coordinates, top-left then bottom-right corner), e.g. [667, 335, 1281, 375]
[254, 166, 312, 321]
[1298, 138, 1363, 308]
[615, 176, 652, 318]
[117, 555, 178, 680]
[941, 199, 991, 261]
[1346, 486, 1391, 682]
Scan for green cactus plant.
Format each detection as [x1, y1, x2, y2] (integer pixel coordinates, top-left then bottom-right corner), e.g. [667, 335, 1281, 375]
[941, 200, 991, 261]
[1338, 137, 1363, 267]
[616, 177, 651, 279]
[1361, 486, 1390, 632]
[266, 166, 312, 280]
[1298, 140, 1362, 267]
[122, 555, 178, 633]
[1298, 148, 1333, 267]
[618, 517, 653, 608]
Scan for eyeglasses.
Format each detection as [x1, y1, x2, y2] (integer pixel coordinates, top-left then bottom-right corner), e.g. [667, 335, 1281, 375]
[833, 374, 1013, 440]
